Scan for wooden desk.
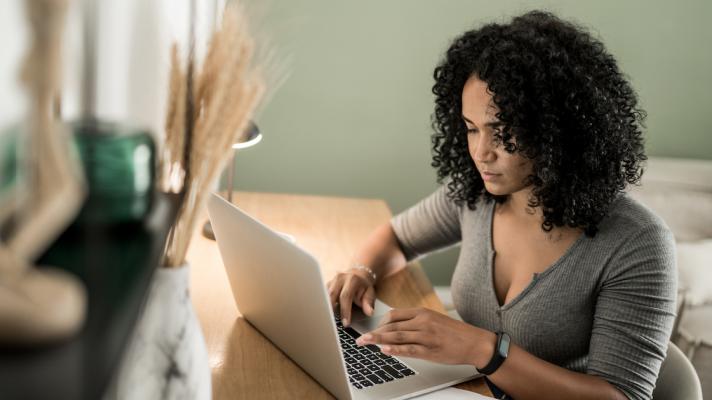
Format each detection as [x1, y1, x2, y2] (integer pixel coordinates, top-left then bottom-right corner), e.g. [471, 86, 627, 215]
[188, 192, 492, 399]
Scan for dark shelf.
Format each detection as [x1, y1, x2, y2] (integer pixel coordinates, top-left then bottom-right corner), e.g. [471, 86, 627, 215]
[0, 192, 180, 400]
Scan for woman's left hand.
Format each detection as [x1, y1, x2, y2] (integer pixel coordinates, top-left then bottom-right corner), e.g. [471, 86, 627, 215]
[355, 307, 496, 366]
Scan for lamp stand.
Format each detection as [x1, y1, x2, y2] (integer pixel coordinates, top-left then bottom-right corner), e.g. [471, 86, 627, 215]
[202, 151, 237, 240]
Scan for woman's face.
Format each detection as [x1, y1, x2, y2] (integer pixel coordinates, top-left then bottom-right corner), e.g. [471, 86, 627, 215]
[461, 76, 533, 197]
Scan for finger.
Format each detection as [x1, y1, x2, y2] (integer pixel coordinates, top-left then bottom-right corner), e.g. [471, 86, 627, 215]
[353, 286, 366, 310]
[361, 285, 375, 316]
[357, 330, 428, 347]
[371, 318, 421, 335]
[380, 344, 429, 359]
[339, 276, 358, 326]
[357, 320, 421, 346]
[327, 276, 344, 311]
[326, 279, 336, 309]
[377, 308, 422, 327]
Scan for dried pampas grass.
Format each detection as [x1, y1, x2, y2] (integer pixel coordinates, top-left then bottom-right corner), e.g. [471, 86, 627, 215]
[161, 2, 265, 268]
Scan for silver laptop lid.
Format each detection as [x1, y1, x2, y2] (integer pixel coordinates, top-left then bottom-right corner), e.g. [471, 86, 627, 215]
[207, 193, 352, 400]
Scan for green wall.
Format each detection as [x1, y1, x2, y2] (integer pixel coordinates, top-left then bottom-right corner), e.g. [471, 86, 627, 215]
[234, 0, 712, 285]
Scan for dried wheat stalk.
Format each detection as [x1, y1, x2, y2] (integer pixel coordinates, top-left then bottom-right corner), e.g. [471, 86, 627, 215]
[160, 44, 187, 195]
[162, 2, 265, 267]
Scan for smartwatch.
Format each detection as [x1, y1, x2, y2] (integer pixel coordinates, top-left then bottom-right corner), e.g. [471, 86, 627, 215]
[479, 332, 510, 375]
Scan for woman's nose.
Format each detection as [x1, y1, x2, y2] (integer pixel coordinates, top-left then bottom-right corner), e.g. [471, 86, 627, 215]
[472, 134, 496, 163]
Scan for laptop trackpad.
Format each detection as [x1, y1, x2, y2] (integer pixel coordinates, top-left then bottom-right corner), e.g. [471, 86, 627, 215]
[349, 299, 392, 334]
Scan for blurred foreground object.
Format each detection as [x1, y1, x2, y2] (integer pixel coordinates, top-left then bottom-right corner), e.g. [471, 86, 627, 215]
[0, 0, 180, 391]
[0, 0, 87, 345]
[71, 120, 156, 224]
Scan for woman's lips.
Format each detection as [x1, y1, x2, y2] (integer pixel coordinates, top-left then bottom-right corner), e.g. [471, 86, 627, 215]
[481, 171, 501, 182]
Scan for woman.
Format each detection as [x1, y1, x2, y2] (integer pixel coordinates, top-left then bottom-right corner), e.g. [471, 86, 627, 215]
[327, 10, 677, 400]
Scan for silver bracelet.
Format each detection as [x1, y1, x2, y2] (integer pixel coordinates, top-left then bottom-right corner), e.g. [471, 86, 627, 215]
[353, 264, 377, 283]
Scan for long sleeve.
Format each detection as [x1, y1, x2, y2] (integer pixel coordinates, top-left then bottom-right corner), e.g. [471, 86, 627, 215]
[389, 184, 462, 262]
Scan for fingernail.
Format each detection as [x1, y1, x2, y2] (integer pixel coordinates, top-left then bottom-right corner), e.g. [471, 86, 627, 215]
[342, 318, 349, 326]
[356, 334, 371, 346]
[356, 334, 372, 345]
[381, 345, 391, 353]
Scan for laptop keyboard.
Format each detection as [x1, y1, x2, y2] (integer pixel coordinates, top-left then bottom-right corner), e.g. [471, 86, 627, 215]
[334, 313, 417, 389]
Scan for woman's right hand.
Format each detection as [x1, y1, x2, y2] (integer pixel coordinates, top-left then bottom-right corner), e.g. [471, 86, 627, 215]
[327, 267, 376, 327]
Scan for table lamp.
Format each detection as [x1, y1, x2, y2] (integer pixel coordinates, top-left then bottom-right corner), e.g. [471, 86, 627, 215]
[202, 122, 261, 240]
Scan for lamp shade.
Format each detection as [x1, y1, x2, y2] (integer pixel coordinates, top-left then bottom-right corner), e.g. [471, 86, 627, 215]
[232, 121, 260, 149]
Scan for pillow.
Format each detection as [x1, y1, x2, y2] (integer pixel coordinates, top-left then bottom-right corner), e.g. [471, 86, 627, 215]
[677, 240, 712, 306]
[628, 186, 712, 242]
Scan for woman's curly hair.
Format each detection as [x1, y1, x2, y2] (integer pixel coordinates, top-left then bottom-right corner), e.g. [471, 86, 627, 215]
[431, 10, 647, 237]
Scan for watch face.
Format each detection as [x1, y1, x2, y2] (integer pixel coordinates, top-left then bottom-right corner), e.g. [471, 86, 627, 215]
[499, 333, 510, 357]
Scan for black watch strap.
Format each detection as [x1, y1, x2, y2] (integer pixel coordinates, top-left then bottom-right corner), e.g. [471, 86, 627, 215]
[479, 332, 510, 375]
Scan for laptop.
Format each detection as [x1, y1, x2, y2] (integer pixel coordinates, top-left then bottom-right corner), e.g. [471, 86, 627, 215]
[207, 193, 479, 400]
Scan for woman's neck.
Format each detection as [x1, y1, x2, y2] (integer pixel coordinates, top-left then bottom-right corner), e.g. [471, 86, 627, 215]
[499, 187, 583, 241]
[502, 188, 539, 219]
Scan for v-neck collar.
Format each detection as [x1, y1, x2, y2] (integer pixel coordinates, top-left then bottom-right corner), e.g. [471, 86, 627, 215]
[486, 200, 586, 310]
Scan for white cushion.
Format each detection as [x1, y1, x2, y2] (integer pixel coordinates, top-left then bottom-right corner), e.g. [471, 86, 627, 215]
[640, 157, 712, 189]
[677, 240, 712, 306]
[628, 157, 712, 242]
[629, 186, 712, 242]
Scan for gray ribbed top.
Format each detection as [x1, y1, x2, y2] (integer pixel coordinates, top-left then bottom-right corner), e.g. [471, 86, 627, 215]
[390, 185, 677, 400]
